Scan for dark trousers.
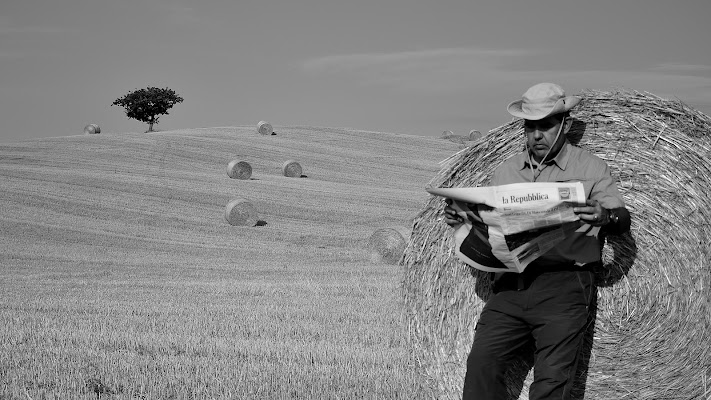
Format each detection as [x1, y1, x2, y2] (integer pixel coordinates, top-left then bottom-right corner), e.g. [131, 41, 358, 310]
[462, 268, 596, 400]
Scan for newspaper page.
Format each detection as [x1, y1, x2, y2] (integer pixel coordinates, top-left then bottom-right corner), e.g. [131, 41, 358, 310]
[427, 182, 594, 273]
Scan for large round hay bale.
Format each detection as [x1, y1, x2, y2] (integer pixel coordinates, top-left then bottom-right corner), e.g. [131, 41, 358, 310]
[225, 198, 259, 226]
[226, 160, 252, 180]
[257, 121, 273, 135]
[468, 129, 481, 141]
[282, 160, 302, 178]
[403, 89, 711, 399]
[440, 130, 468, 145]
[367, 227, 411, 265]
[84, 124, 100, 135]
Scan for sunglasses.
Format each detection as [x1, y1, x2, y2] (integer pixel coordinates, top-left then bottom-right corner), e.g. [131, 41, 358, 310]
[523, 117, 562, 131]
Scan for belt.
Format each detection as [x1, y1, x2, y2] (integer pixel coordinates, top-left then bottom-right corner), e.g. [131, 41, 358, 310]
[492, 262, 598, 293]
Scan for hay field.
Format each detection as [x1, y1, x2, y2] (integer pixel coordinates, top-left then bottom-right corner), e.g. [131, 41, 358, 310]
[0, 126, 459, 399]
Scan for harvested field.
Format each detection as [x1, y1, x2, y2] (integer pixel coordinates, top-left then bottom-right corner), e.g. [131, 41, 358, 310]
[0, 125, 461, 399]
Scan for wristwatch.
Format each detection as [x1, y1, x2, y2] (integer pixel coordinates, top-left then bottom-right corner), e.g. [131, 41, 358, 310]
[607, 208, 619, 225]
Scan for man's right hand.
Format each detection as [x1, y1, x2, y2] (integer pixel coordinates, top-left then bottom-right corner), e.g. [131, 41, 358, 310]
[443, 199, 464, 227]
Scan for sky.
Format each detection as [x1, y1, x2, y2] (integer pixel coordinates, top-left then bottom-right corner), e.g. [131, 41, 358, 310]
[1, 0, 710, 143]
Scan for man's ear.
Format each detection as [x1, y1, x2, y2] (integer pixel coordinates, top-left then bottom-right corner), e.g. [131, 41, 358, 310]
[563, 116, 573, 134]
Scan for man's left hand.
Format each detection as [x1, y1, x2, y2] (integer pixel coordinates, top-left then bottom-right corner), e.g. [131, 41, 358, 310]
[573, 199, 609, 226]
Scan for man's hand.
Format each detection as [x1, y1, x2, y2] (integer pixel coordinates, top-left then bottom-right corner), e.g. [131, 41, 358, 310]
[442, 199, 464, 227]
[573, 199, 610, 226]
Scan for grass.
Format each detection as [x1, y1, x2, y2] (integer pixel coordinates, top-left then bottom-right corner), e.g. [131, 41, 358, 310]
[0, 126, 459, 399]
[1, 259, 422, 398]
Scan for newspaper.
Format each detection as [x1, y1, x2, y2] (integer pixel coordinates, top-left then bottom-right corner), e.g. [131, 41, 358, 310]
[427, 182, 598, 273]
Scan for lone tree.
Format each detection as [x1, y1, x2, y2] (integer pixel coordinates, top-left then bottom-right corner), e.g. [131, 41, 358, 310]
[112, 87, 184, 132]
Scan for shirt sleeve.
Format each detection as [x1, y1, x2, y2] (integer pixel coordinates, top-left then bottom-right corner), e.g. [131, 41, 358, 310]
[489, 167, 502, 186]
[489, 157, 516, 186]
[590, 163, 626, 209]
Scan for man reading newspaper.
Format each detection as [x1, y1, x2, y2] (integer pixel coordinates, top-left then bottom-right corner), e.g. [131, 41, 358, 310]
[442, 83, 631, 400]
[428, 181, 591, 273]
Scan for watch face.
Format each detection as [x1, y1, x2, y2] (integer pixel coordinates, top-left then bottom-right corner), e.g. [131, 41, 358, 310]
[610, 211, 618, 223]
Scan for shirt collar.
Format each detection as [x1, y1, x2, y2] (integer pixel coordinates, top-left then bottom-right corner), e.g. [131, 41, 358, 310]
[520, 140, 571, 171]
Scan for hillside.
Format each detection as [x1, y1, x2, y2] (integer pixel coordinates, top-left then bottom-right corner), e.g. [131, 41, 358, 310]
[1, 127, 459, 262]
[0, 126, 460, 398]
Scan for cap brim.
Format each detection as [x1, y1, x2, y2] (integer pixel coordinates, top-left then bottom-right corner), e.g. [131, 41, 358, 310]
[507, 96, 581, 120]
[507, 100, 552, 120]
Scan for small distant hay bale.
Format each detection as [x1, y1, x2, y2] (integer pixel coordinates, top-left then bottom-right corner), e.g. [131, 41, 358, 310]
[282, 160, 302, 177]
[368, 227, 410, 265]
[225, 198, 259, 226]
[468, 129, 482, 141]
[404, 88, 711, 399]
[227, 160, 252, 180]
[257, 121, 273, 135]
[440, 130, 468, 145]
[84, 124, 100, 135]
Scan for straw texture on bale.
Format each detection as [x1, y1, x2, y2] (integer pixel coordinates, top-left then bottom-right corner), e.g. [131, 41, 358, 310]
[403, 89, 711, 399]
[367, 227, 411, 265]
[84, 124, 100, 135]
[257, 121, 273, 135]
[225, 198, 259, 226]
[282, 160, 302, 178]
[227, 160, 252, 180]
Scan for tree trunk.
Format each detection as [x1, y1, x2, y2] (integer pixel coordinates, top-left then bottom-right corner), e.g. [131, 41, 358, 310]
[147, 116, 154, 132]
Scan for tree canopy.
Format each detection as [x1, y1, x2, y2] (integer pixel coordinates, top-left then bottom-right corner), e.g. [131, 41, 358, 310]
[112, 87, 184, 132]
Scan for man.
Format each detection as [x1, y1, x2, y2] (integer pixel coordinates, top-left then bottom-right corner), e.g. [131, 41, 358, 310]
[443, 82, 631, 399]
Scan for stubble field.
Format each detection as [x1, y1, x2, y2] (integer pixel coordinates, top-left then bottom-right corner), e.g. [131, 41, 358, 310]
[0, 126, 461, 399]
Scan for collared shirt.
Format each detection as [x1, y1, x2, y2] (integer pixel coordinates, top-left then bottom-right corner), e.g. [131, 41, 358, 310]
[490, 140, 625, 266]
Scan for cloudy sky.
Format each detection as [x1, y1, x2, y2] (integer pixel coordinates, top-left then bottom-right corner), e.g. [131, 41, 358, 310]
[1, 0, 710, 142]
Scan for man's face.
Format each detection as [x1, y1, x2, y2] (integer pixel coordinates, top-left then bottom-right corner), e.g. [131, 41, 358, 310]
[524, 114, 567, 162]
